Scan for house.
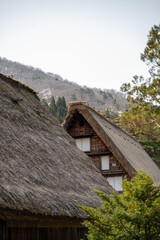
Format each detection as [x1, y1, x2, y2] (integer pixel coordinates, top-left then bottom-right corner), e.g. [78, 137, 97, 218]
[63, 102, 160, 191]
[0, 73, 113, 240]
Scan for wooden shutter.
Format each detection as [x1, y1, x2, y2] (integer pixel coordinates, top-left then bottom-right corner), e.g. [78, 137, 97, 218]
[75, 138, 90, 152]
[82, 138, 90, 152]
[75, 139, 82, 150]
[107, 176, 122, 191]
[115, 176, 122, 191]
[101, 156, 109, 170]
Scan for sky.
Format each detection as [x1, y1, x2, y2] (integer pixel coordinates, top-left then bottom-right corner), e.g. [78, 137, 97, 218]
[0, 0, 160, 91]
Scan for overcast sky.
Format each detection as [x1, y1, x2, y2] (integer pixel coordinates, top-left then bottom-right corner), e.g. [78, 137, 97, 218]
[0, 0, 160, 90]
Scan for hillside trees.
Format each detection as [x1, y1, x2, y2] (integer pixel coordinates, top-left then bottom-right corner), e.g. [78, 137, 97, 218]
[56, 96, 68, 123]
[101, 109, 119, 120]
[80, 171, 160, 240]
[120, 24, 160, 165]
[40, 98, 49, 110]
[41, 96, 68, 123]
[49, 96, 57, 116]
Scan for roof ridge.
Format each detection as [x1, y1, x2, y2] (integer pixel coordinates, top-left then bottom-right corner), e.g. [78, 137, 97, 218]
[0, 72, 39, 98]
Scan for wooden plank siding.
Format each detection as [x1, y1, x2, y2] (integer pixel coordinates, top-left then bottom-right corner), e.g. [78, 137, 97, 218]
[7, 227, 87, 240]
[0, 215, 87, 240]
[0, 219, 87, 240]
[67, 114, 130, 179]
[0, 219, 7, 240]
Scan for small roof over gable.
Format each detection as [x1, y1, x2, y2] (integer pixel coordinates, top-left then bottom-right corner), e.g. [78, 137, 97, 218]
[63, 102, 160, 184]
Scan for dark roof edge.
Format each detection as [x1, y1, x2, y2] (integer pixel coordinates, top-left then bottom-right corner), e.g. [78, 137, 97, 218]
[0, 72, 39, 100]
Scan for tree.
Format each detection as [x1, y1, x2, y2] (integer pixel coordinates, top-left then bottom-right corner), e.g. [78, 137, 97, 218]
[101, 109, 119, 120]
[40, 98, 49, 109]
[141, 24, 160, 77]
[120, 106, 160, 162]
[120, 25, 160, 165]
[40, 96, 68, 123]
[71, 93, 77, 101]
[56, 96, 68, 121]
[49, 96, 57, 116]
[55, 111, 63, 124]
[80, 171, 160, 240]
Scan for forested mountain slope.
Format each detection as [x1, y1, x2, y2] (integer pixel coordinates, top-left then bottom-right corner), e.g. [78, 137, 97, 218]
[0, 57, 127, 112]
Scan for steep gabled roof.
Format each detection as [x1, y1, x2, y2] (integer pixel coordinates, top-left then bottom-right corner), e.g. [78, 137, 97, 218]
[0, 74, 113, 219]
[63, 102, 160, 184]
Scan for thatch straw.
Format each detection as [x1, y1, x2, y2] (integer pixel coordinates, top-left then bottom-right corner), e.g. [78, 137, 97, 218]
[0, 74, 113, 219]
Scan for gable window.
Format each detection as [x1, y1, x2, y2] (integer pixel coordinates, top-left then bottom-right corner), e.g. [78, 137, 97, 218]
[101, 156, 109, 170]
[107, 176, 123, 191]
[75, 138, 90, 152]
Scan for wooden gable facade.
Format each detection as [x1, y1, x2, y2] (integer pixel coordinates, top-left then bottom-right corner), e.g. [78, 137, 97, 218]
[66, 112, 130, 191]
[64, 102, 160, 190]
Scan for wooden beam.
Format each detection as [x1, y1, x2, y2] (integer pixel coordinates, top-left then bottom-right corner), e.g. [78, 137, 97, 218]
[101, 171, 126, 176]
[71, 134, 94, 138]
[87, 151, 110, 156]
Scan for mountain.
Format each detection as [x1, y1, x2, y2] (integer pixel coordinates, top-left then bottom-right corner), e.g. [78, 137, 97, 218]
[0, 57, 128, 113]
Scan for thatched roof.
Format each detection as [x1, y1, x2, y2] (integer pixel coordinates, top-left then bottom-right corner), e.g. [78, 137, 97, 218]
[0, 73, 113, 219]
[63, 102, 160, 184]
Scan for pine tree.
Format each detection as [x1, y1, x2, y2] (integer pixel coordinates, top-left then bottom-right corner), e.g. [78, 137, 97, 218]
[56, 96, 68, 121]
[56, 111, 63, 124]
[49, 96, 57, 116]
[41, 95, 68, 124]
[40, 98, 49, 109]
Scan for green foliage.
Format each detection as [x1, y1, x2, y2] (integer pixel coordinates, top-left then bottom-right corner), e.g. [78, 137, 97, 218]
[76, 87, 95, 98]
[56, 96, 68, 123]
[99, 90, 113, 100]
[40, 98, 49, 109]
[49, 96, 57, 116]
[40, 96, 68, 123]
[120, 25, 160, 166]
[32, 75, 41, 80]
[55, 111, 64, 124]
[120, 106, 160, 164]
[101, 109, 119, 120]
[80, 171, 160, 240]
[71, 93, 77, 101]
[141, 24, 160, 77]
